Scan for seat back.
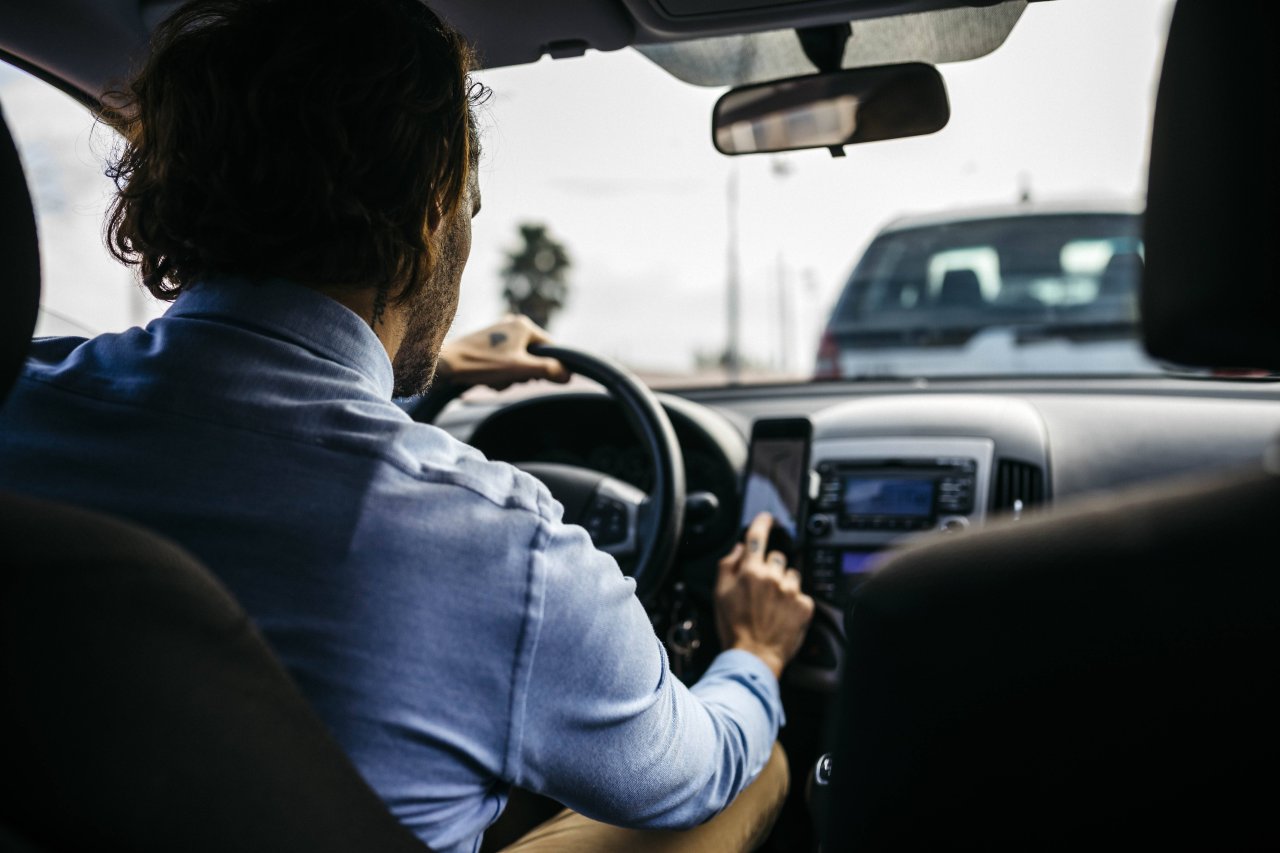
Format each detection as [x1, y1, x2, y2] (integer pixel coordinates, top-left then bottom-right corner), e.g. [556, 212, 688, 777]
[934, 269, 984, 309]
[0, 96, 427, 852]
[0, 496, 430, 852]
[820, 466, 1280, 851]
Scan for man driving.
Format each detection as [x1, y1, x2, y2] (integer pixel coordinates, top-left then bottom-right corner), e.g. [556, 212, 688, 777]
[0, 0, 814, 850]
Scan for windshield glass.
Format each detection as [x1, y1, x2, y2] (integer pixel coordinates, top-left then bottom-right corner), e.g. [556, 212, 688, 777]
[3, 0, 1176, 387]
[458, 0, 1174, 386]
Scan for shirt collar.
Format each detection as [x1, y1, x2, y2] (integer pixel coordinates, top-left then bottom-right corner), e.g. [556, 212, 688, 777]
[165, 276, 395, 398]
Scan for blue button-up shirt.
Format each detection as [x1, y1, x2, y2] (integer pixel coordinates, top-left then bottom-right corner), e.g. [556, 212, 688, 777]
[0, 278, 783, 853]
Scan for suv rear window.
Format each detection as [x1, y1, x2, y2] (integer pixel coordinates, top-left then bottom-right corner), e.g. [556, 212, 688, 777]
[832, 213, 1144, 335]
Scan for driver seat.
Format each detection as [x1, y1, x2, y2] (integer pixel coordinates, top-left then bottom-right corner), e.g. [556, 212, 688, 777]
[0, 101, 430, 851]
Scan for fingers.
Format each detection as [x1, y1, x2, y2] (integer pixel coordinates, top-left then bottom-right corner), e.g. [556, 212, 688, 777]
[500, 313, 551, 343]
[499, 354, 567, 384]
[782, 567, 802, 593]
[517, 315, 553, 345]
[503, 316, 569, 382]
[718, 542, 744, 572]
[744, 512, 773, 559]
[533, 355, 570, 383]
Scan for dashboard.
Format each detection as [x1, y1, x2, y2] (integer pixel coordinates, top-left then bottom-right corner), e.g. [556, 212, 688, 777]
[436, 375, 1280, 690]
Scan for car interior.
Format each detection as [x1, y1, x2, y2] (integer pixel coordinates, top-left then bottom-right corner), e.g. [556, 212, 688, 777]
[1, 0, 1276, 851]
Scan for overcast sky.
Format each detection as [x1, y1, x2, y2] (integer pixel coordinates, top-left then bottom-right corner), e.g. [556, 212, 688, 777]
[2, 0, 1175, 378]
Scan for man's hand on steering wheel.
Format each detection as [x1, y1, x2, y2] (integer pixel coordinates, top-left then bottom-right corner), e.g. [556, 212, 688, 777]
[436, 315, 571, 390]
[415, 334, 685, 604]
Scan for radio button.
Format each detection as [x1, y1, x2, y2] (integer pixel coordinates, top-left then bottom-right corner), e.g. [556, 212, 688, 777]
[807, 514, 834, 537]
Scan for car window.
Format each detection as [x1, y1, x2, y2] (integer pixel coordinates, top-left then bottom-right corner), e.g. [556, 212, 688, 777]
[812, 212, 1157, 378]
[1, 0, 1175, 385]
[462, 0, 1172, 386]
[837, 214, 1144, 329]
[0, 62, 163, 338]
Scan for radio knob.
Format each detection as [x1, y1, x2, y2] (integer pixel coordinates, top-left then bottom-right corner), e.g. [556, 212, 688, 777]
[807, 514, 834, 537]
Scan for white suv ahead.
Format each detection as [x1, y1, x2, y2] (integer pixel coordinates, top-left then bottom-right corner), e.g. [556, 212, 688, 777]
[814, 200, 1160, 380]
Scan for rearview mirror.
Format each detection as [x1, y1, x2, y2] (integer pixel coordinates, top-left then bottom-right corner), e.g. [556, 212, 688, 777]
[712, 63, 950, 156]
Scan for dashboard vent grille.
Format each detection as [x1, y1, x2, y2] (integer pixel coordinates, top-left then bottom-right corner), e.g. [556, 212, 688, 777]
[991, 459, 1046, 517]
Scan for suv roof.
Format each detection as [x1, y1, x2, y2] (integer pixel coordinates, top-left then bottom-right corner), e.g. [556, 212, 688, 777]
[878, 196, 1145, 234]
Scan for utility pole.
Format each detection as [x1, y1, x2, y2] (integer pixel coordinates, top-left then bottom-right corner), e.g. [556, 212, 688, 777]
[724, 164, 741, 383]
[777, 250, 791, 373]
[771, 157, 793, 374]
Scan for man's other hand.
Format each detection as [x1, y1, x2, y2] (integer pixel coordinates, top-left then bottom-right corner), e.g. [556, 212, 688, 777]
[714, 512, 816, 679]
[436, 315, 571, 390]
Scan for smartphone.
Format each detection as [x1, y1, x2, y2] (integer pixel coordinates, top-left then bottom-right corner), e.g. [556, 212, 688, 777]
[738, 417, 813, 567]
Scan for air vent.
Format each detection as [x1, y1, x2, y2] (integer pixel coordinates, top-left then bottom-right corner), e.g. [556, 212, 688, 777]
[991, 459, 1045, 518]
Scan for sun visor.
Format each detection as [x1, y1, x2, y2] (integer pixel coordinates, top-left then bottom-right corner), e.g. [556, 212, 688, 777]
[1141, 0, 1278, 372]
[635, 2, 1024, 87]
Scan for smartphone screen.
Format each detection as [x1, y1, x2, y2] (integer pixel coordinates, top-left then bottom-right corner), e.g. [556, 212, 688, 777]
[739, 418, 812, 563]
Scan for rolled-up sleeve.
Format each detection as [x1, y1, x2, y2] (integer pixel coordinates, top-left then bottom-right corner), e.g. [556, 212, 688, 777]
[505, 494, 784, 830]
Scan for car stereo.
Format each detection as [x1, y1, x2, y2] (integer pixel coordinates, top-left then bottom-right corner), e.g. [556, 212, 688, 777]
[813, 457, 976, 531]
[804, 455, 979, 607]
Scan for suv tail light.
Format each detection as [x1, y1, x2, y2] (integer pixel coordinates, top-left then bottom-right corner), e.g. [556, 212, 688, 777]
[814, 329, 840, 379]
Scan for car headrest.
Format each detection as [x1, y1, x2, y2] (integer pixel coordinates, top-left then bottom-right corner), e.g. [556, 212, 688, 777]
[936, 269, 984, 309]
[1141, 0, 1277, 370]
[0, 102, 41, 405]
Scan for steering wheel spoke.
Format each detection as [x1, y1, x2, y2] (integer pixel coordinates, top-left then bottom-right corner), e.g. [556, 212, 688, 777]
[409, 344, 685, 605]
[514, 461, 645, 558]
[582, 477, 645, 558]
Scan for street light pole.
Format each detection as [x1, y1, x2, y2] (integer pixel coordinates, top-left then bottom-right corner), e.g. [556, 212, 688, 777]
[771, 158, 793, 374]
[777, 250, 791, 373]
[725, 164, 741, 383]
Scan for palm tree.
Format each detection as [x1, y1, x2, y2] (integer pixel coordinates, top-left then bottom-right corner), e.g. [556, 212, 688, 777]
[501, 223, 571, 329]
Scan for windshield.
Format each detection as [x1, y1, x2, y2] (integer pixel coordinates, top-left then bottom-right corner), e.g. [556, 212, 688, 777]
[4, 0, 1176, 387]
[456, 0, 1173, 386]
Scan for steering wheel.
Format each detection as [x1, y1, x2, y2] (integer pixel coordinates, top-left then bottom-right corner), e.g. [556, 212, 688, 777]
[408, 344, 686, 604]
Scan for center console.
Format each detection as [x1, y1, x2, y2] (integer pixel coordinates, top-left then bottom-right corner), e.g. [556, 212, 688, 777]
[803, 437, 995, 609]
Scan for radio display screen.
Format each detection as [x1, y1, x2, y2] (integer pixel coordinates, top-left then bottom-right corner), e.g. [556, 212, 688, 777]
[841, 550, 882, 575]
[842, 477, 934, 518]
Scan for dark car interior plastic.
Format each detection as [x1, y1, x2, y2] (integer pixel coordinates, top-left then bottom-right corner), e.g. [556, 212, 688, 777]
[820, 0, 1279, 848]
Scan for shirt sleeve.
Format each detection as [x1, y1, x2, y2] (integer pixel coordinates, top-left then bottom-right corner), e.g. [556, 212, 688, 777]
[505, 493, 785, 830]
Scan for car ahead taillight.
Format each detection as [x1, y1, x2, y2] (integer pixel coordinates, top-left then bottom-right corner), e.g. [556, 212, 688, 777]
[814, 329, 840, 379]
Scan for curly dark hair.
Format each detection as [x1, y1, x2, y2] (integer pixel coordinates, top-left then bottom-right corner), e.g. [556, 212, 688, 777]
[102, 0, 486, 306]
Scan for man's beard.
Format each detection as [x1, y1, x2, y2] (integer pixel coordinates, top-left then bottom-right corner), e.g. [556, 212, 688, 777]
[391, 216, 467, 397]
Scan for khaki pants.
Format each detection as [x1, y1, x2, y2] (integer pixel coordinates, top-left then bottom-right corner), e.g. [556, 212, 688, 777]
[498, 743, 789, 853]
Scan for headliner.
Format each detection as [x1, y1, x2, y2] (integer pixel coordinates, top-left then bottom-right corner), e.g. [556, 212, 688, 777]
[0, 0, 1034, 102]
